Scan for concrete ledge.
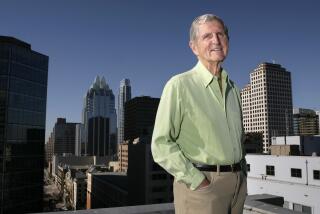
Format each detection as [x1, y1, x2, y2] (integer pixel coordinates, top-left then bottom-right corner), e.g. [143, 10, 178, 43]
[40, 203, 174, 214]
[244, 194, 301, 214]
[38, 194, 301, 214]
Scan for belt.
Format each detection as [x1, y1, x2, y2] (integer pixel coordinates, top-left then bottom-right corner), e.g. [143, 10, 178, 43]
[193, 162, 241, 172]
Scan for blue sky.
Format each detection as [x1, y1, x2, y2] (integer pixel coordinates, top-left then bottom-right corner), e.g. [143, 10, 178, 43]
[1, 0, 319, 140]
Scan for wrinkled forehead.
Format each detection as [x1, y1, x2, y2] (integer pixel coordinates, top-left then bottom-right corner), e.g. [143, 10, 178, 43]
[196, 20, 225, 35]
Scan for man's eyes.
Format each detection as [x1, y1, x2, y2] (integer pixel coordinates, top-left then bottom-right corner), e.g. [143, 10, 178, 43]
[202, 32, 226, 40]
[217, 32, 226, 37]
[203, 33, 212, 39]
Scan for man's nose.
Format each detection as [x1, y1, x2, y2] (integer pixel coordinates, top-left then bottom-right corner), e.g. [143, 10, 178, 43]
[211, 33, 220, 44]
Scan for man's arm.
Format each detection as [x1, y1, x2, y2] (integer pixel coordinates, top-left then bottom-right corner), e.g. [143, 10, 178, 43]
[233, 84, 248, 176]
[151, 77, 205, 190]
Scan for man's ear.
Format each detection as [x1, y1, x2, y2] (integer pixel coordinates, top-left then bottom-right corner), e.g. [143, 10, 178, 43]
[189, 40, 199, 56]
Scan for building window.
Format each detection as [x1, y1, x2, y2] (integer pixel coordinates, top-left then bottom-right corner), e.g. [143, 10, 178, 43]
[293, 203, 312, 214]
[291, 168, 302, 178]
[302, 206, 312, 214]
[266, 165, 275, 176]
[314, 170, 320, 180]
[247, 164, 250, 172]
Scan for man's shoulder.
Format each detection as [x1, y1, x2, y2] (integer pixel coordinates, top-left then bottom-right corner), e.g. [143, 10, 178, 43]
[166, 69, 196, 86]
[227, 78, 241, 101]
[228, 78, 238, 89]
[229, 79, 241, 93]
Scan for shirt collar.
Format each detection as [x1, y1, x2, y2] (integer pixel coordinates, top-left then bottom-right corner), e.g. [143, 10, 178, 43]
[194, 61, 229, 88]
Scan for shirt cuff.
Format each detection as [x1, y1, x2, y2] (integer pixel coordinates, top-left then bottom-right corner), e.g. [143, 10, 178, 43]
[189, 167, 205, 190]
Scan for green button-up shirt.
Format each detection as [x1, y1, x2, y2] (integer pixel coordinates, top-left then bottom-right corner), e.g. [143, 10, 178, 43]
[151, 61, 245, 190]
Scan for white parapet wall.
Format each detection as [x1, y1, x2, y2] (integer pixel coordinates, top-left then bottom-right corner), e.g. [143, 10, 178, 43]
[246, 154, 320, 213]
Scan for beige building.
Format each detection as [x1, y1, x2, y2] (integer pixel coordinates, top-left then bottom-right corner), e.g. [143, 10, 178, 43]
[118, 141, 129, 172]
[241, 62, 293, 153]
[270, 144, 300, 156]
[109, 161, 120, 172]
[45, 132, 54, 163]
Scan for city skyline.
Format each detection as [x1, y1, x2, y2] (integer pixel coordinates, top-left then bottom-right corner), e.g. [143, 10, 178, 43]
[1, 0, 320, 140]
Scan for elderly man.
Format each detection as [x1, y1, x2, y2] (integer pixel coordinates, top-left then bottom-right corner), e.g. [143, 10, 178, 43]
[151, 14, 247, 214]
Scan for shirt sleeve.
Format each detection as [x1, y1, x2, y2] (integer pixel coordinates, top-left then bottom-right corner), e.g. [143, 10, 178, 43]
[233, 84, 247, 175]
[151, 77, 205, 190]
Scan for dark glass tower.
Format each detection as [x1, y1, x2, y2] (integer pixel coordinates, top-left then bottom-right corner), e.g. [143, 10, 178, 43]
[0, 36, 48, 213]
[123, 96, 173, 205]
[124, 96, 159, 142]
[87, 117, 111, 156]
[52, 118, 78, 156]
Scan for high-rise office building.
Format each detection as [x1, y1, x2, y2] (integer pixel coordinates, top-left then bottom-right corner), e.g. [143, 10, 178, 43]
[293, 108, 319, 136]
[87, 116, 114, 156]
[241, 63, 293, 153]
[124, 96, 159, 142]
[0, 36, 48, 213]
[45, 132, 54, 163]
[316, 111, 320, 134]
[127, 137, 173, 205]
[75, 123, 85, 156]
[82, 76, 117, 156]
[52, 118, 78, 156]
[124, 96, 173, 205]
[117, 79, 131, 145]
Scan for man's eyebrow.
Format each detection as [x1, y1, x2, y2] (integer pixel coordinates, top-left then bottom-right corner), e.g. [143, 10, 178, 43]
[202, 33, 211, 38]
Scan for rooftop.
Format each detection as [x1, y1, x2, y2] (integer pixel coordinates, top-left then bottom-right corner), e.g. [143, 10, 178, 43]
[0, 35, 31, 49]
[37, 194, 301, 214]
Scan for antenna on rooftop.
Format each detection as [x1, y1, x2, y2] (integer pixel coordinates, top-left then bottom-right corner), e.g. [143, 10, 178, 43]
[272, 59, 276, 64]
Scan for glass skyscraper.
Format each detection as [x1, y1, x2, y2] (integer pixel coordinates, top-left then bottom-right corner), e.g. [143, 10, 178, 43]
[117, 79, 131, 145]
[82, 76, 117, 156]
[0, 36, 48, 213]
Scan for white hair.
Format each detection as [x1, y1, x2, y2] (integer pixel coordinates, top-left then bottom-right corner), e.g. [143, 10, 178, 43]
[189, 14, 229, 41]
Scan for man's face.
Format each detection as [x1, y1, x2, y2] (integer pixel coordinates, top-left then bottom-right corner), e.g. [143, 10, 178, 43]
[190, 20, 229, 66]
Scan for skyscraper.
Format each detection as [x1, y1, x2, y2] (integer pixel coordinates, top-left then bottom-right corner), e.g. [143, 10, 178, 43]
[0, 36, 48, 213]
[45, 132, 54, 163]
[316, 111, 320, 135]
[75, 123, 85, 156]
[87, 116, 111, 156]
[293, 108, 319, 136]
[124, 96, 159, 142]
[123, 96, 173, 205]
[117, 79, 131, 145]
[82, 76, 117, 156]
[241, 62, 293, 153]
[52, 118, 78, 156]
